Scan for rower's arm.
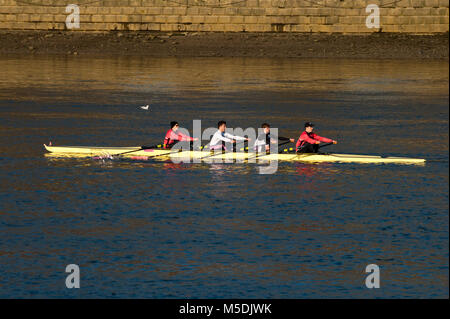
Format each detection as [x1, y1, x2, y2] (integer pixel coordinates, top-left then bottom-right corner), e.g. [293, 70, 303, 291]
[298, 133, 317, 145]
[215, 132, 233, 143]
[224, 132, 246, 141]
[177, 132, 195, 142]
[314, 134, 333, 143]
[280, 136, 296, 143]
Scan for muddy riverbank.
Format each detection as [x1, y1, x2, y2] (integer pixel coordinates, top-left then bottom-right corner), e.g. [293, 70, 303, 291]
[0, 31, 448, 59]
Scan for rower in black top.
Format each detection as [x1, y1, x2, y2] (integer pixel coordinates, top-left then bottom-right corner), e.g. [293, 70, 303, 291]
[254, 123, 295, 153]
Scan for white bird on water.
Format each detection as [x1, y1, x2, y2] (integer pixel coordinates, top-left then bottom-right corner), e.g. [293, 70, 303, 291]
[140, 105, 150, 110]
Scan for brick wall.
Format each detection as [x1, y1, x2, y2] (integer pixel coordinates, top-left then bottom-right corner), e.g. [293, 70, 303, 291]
[0, 0, 448, 33]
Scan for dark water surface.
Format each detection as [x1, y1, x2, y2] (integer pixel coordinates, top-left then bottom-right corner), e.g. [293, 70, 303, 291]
[0, 56, 448, 298]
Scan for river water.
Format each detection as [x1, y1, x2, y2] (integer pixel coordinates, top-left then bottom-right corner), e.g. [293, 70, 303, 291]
[0, 56, 448, 298]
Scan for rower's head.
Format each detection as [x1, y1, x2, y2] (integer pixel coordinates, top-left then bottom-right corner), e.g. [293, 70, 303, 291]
[261, 123, 270, 134]
[304, 122, 314, 133]
[171, 121, 179, 131]
[218, 120, 227, 132]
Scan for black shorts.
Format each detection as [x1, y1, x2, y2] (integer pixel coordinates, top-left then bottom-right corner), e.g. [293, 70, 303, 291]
[297, 142, 319, 153]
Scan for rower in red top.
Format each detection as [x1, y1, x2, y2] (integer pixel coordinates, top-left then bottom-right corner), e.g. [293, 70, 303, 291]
[163, 121, 198, 149]
[296, 122, 337, 153]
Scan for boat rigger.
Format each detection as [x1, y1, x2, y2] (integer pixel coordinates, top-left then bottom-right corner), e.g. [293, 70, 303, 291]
[43, 144, 426, 164]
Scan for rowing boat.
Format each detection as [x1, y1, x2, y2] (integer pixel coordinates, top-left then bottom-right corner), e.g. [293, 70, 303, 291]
[43, 144, 426, 164]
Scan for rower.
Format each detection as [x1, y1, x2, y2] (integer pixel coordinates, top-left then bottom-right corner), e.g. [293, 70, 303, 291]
[163, 121, 198, 149]
[209, 120, 250, 151]
[254, 123, 295, 153]
[296, 122, 337, 153]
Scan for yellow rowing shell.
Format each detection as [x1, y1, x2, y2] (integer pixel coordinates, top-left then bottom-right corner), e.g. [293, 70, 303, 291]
[43, 145, 426, 164]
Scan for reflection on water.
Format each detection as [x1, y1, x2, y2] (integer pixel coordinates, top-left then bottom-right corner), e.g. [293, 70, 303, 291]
[0, 57, 448, 99]
[0, 56, 448, 298]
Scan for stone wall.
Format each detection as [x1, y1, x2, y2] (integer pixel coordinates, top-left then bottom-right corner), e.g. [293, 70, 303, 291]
[0, 0, 448, 33]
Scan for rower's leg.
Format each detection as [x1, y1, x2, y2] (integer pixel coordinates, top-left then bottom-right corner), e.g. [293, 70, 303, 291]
[297, 143, 315, 153]
[313, 144, 319, 153]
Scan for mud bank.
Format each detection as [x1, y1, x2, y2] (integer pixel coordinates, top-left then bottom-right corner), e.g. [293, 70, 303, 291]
[0, 31, 448, 59]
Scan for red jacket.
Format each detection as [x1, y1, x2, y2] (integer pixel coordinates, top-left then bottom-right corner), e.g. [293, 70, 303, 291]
[163, 129, 194, 148]
[296, 131, 332, 149]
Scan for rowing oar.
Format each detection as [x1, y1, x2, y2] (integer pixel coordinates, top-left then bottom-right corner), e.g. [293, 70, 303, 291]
[295, 141, 335, 154]
[142, 143, 221, 160]
[197, 143, 247, 160]
[116, 145, 192, 160]
[246, 140, 292, 161]
[197, 148, 226, 160]
[319, 142, 334, 149]
[112, 144, 159, 157]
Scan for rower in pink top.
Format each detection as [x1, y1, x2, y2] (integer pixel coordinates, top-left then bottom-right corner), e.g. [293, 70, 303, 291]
[163, 121, 198, 149]
[296, 122, 337, 153]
